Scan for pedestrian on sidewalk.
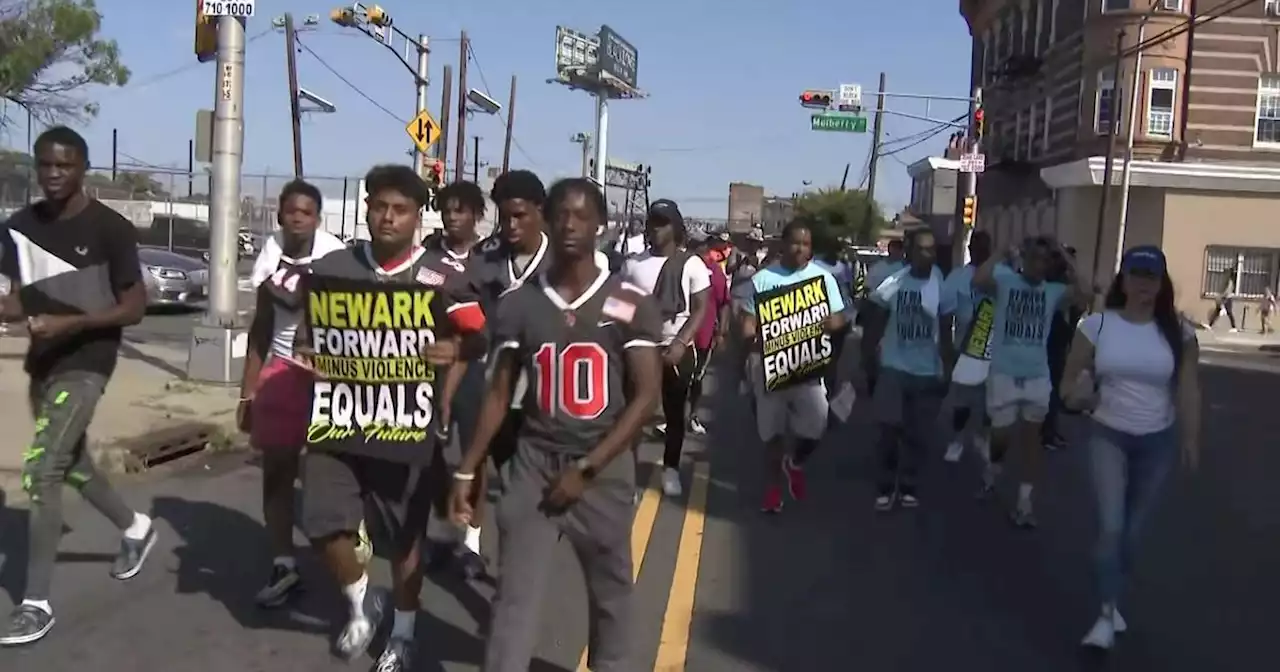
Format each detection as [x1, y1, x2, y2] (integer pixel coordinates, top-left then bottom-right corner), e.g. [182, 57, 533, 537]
[1060, 246, 1202, 650]
[863, 228, 954, 511]
[1208, 269, 1239, 332]
[1260, 286, 1275, 334]
[0, 126, 159, 647]
[238, 179, 350, 609]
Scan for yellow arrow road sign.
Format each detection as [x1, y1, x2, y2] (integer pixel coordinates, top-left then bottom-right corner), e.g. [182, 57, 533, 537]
[405, 110, 441, 153]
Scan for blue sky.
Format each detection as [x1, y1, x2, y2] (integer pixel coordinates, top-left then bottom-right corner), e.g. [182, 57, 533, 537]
[7, 0, 973, 217]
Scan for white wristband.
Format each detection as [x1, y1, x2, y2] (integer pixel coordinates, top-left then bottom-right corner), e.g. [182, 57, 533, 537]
[452, 471, 476, 482]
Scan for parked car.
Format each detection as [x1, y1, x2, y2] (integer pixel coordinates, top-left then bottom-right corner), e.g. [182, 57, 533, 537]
[139, 246, 208, 308]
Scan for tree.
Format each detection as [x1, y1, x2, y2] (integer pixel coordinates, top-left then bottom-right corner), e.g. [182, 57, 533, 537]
[793, 187, 888, 252]
[0, 0, 129, 125]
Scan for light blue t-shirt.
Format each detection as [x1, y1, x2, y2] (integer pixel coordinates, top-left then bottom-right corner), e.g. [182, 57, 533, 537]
[989, 264, 1068, 378]
[745, 261, 846, 316]
[866, 259, 905, 294]
[943, 264, 992, 348]
[871, 268, 955, 377]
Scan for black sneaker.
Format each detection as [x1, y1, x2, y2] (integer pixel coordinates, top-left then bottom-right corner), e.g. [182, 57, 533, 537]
[110, 526, 158, 581]
[0, 604, 55, 646]
[457, 548, 490, 581]
[375, 635, 415, 672]
[254, 563, 302, 608]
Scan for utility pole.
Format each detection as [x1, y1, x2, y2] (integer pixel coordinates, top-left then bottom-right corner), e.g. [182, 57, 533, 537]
[571, 132, 591, 177]
[955, 85, 982, 266]
[1117, 13, 1154, 275]
[454, 30, 469, 183]
[502, 74, 517, 172]
[284, 13, 304, 176]
[1091, 29, 1127, 299]
[187, 139, 195, 197]
[865, 72, 887, 218]
[472, 136, 482, 182]
[413, 34, 430, 179]
[438, 64, 452, 167]
[188, 13, 247, 384]
[111, 128, 118, 180]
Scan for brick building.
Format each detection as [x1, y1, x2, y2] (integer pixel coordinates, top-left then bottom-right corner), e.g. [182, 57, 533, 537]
[960, 0, 1280, 317]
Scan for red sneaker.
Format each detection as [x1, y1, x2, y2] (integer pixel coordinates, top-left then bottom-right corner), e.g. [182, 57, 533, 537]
[782, 455, 807, 501]
[760, 485, 784, 513]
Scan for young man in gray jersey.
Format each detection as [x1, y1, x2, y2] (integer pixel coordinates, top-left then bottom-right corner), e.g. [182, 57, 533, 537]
[450, 178, 663, 672]
[295, 165, 484, 671]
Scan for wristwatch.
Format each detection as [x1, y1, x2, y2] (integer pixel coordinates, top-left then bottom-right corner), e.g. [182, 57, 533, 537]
[573, 457, 597, 479]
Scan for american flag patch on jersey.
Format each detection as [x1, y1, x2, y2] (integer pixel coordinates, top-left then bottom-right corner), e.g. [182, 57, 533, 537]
[415, 267, 445, 286]
[602, 296, 636, 323]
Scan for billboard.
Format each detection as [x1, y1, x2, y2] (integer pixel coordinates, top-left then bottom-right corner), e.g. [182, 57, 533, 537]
[597, 25, 638, 90]
[554, 26, 597, 79]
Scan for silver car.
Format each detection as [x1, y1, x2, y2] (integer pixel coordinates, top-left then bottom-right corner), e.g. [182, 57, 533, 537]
[139, 247, 209, 308]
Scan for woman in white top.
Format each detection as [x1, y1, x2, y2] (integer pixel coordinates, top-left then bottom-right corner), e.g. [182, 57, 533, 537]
[1061, 245, 1202, 651]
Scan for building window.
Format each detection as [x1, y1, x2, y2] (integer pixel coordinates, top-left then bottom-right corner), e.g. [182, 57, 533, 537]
[1103, 0, 1129, 11]
[1160, 0, 1183, 10]
[1256, 74, 1280, 146]
[1147, 68, 1177, 138]
[1097, 68, 1119, 135]
[1267, 0, 1280, 18]
[1203, 247, 1278, 299]
[1043, 96, 1053, 153]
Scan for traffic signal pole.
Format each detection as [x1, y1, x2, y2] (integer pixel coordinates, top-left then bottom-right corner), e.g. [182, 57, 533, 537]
[187, 12, 248, 384]
[283, 13, 304, 176]
[956, 85, 982, 266]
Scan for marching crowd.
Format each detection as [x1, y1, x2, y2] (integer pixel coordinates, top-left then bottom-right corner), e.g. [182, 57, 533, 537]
[0, 125, 1202, 669]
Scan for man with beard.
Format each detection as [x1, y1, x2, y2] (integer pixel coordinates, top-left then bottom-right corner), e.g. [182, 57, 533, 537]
[450, 177, 662, 672]
[0, 126, 156, 646]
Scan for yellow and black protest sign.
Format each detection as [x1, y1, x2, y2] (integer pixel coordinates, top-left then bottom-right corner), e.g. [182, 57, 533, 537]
[305, 275, 440, 456]
[951, 296, 996, 386]
[755, 275, 835, 391]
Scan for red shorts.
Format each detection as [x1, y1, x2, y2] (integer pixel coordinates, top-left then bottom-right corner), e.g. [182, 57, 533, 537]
[250, 356, 312, 451]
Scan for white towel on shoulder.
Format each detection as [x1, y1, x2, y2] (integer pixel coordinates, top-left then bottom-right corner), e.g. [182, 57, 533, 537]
[873, 265, 944, 316]
[250, 229, 346, 288]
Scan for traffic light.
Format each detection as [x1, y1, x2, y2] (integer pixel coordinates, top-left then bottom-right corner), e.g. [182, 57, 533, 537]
[799, 89, 833, 109]
[365, 4, 392, 27]
[962, 195, 978, 229]
[974, 107, 985, 139]
[195, 0, 217, 62]
[330, 7, 356, 26]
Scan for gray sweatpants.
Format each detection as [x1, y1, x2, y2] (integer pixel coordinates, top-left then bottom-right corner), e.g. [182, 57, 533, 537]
[872, 368, 945, 495]
[483, 443, 637, 672]
[23, 371, 135, 600]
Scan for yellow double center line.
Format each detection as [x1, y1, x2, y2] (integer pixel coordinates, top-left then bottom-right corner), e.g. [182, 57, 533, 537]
[576, 461, 711, 671]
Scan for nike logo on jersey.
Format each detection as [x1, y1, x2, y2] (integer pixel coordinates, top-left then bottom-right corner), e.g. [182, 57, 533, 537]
[597, 320, 617, 327]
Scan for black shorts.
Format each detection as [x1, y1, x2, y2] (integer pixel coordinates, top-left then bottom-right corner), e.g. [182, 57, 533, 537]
[301, 450, 434, 555]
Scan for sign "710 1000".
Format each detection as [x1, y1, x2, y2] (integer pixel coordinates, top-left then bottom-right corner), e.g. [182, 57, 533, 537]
[202, 0, 256, 18]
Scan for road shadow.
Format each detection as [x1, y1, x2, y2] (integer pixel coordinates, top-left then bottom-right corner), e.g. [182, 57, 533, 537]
[0, 486, 120, 606]
[118, 340, 187, 379]
[150, 494, 332, 636]
[687, 343, 1276, 671]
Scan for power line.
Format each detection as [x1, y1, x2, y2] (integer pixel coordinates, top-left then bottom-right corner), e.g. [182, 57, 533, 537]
[466, 42, 542, 169]
[295, 36, 406, 123]
[101, 28, 273, 97]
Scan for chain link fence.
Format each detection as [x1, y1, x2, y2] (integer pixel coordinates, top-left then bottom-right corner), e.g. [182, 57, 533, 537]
[1, 165, 367, 258]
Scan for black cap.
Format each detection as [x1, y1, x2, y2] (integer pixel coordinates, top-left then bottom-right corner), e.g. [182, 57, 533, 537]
[647, 199, 684, 227]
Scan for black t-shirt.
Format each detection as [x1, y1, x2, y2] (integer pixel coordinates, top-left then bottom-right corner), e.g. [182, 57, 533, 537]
[0, 199, 142, 379]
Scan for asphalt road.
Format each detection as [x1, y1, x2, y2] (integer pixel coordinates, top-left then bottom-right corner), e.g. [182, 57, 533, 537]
[0, 344, 1276, 671]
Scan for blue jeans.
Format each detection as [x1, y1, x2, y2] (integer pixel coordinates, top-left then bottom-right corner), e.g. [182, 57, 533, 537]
[1088, 420, 1178, 604]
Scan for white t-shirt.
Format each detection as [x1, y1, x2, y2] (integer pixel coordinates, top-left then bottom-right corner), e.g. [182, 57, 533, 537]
[1079, 311, 1195, 435]
[623, 251, 711, 343]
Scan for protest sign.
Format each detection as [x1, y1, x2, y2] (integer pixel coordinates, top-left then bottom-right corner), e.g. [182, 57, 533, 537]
[305, 275, 439, 458]
[754, 275, 835, 391]
[951, 296, 996, 386]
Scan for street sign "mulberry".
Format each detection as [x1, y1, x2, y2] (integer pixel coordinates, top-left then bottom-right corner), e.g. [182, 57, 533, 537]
[810, 113, 867, 133]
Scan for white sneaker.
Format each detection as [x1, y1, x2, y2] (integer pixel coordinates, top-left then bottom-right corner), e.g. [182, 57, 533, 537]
[688, 416, 707, 435]
[662, 467, 683, 497]
[943, 441, 964, 463]
[1113, 607, 1128, 633]
[1081, 612, 1116, 649]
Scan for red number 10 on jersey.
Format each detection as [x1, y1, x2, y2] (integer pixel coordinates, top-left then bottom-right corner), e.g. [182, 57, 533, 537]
[533, 342, 609, 420]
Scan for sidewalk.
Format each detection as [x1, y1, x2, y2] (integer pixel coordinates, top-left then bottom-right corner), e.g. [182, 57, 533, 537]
[1194, 324, 1280, 352]
[0, 336, 240, 496]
